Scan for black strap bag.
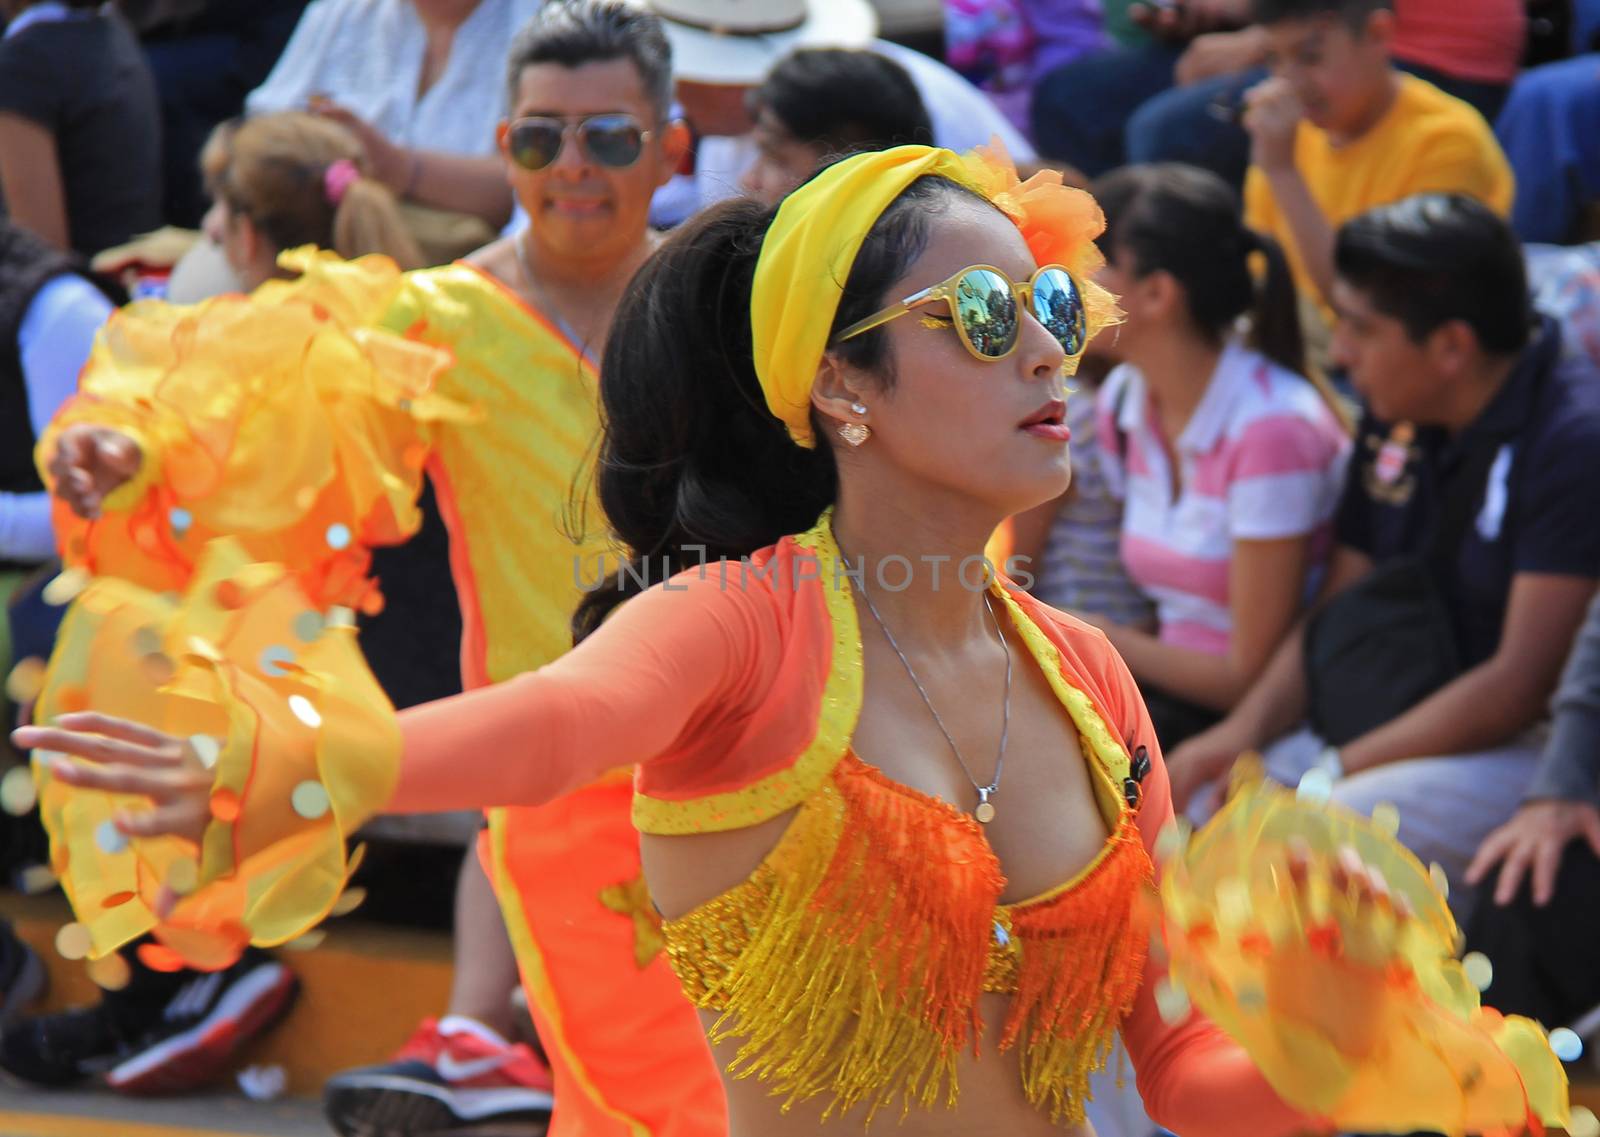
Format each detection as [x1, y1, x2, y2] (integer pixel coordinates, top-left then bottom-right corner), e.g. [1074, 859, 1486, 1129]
[1302, 441, 1503, 747]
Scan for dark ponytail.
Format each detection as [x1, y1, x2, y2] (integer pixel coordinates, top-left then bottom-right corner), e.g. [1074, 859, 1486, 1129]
[572, 175, 981, 642]
[1243, 228, 1307, 379]
[1093, 163, 1308, 379]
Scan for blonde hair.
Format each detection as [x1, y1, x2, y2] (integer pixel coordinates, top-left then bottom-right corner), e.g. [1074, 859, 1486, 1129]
[201, 112, 424, 270]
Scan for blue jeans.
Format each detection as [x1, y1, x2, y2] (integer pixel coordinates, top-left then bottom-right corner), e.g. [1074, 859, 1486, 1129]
[1125, 67, 1263, 188]
[1030, 41, 1182, 176]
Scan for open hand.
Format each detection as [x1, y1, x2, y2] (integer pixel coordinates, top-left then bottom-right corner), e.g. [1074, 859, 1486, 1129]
[1465, 799, 1600, 907]
[1166, 718, 1257, 813]
[12, 713, 211, 847]
[48, 425, 143, 519]
[1265, 842, 1412, 1059]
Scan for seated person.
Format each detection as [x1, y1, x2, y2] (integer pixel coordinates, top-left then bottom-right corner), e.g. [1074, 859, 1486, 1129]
[1494, 54, 1600, 247]
[118, 0, 309, 228]
[644, 0, 1036, 226]
[0, 0, 162, 256]
[1464, 586, 1600, 1030]
[1527, 239, 1600, 371]
[1241, 0, 1513, 316]
[198, 111, 423, 280]
[245, 0, 542, 256]
[1169, 194, 1600, 915]
[1029, 0, 1521, 184]
[739, 48, 933, 206]
[1047, 164, 1349, 747]
[1011, 350, 1156, 641]
[0, 219, 114, 580]
[945, 0, 1110, 134]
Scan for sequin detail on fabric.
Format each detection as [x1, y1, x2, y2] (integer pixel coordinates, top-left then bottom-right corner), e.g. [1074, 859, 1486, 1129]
[663, 755, 1152, 1124]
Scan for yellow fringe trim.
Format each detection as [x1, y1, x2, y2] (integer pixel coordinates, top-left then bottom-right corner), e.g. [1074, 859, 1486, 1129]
[664, 756, 1153, 1124]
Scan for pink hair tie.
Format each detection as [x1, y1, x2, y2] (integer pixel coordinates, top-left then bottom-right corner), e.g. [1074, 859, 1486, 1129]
[324, 158, 361, 206]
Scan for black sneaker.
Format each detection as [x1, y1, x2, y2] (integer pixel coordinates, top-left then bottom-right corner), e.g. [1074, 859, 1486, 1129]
[0, 945, 299, 1094]
[324, 1015, 553, 1136]
[0, 921, 46, 1026]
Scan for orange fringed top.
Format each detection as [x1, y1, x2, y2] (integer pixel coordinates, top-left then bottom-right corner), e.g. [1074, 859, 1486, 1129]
[392, 514, 1321, 1136]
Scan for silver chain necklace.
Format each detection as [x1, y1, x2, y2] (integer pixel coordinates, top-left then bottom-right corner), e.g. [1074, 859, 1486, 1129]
[858, 586, 1013, 823]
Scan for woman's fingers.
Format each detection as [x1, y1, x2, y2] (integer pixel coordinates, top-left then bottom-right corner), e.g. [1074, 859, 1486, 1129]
[53, 713, 186, 756]
[45, 755, 207, 801]
[1465, 826, 1512, 886]
[1530, 839, 1563, 908]
[1494, 842, 1534, 908]
[12, 725, 183, 769]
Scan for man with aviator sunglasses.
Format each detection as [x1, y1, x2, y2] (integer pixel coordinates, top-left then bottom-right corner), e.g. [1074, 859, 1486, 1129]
[43, 5, 721, 1137]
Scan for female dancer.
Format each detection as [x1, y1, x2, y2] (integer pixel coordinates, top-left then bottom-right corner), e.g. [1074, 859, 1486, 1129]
[18, 144, 1565, 1136]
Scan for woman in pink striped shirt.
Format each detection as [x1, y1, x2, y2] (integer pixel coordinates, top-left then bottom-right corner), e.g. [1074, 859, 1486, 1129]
[1083, 164, 1351, 746]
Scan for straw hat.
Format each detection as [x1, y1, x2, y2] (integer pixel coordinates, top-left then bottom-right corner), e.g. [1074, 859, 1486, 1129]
[645, 0, 879, 85]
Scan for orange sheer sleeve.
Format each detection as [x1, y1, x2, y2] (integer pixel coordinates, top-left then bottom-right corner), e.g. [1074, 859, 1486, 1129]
[1092, 643, 1325, 1137]
[391, 572, 785, 814]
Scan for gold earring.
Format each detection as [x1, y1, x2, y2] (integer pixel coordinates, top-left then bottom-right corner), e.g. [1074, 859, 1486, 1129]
[839, 402, 870, 446]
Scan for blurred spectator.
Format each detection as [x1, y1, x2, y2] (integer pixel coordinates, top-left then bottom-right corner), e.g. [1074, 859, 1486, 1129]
[1528, 240, 1600, 368]
[1168, 195, 1600, 915]
[1075, 164, 1349, 746]
[246, 0, 541, 260]
[945, 0, 1109, 133]
[1494, 54, 1600, 245]
[1032, 0, 1522, 185]
[0, 0, 162, 256]
[1463, 587, 1600, 1028]
[1013, 354, 1157, 633]
[119, 0, 310, 228]
[645, 0, 1035, 224]
[1242, 0, 1513, 313]
[199, 111, 424, 282]
[739, 48, 933, 205]
[0, 219, 114, 577]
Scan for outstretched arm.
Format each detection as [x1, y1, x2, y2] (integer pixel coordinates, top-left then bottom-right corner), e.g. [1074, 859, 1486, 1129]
[14, 571, 782, 833]
[390, 574, 781, 813]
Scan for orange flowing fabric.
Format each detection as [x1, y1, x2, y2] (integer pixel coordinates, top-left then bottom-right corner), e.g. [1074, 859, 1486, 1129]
[28, 251, 461, 964]
[39, 248, 471, 613]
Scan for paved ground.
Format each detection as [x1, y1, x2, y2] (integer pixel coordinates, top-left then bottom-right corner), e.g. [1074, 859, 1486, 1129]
[0, 1088, 329, 1137]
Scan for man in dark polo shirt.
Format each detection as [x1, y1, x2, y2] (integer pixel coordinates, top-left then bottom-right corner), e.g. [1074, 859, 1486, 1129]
[1168, 194, 1600, 914]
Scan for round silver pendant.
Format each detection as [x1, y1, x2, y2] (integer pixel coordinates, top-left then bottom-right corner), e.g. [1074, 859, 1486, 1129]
[974, 801, 996, 824]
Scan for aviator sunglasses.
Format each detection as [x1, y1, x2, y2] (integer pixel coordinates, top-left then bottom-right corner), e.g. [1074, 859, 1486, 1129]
[505, 113, 654, 171]
[836, 264, 1089, 362]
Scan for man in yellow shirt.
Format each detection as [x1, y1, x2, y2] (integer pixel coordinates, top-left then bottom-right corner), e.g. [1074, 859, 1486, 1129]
[1241, 0, 1513, 307]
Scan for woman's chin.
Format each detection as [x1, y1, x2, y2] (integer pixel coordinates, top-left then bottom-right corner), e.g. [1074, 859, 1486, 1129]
[991, 455, 1073, 518]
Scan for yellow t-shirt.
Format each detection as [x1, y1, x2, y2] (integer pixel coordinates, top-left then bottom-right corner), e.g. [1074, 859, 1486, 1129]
[1244, 74, 1514, 301]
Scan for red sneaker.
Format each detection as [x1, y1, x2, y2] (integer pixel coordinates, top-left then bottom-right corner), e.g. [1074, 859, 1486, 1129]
[324, 1015, 554, 1136]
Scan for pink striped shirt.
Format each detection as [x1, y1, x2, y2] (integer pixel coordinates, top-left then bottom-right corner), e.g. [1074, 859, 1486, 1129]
[1096, 343, 1350, 656]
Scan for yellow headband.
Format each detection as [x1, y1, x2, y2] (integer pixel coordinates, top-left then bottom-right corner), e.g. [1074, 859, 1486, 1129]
[750, 142, 1119, 447]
